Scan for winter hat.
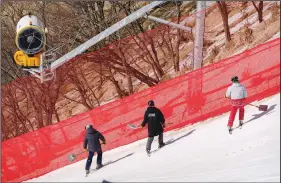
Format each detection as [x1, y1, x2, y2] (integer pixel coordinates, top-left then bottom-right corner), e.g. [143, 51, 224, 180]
[148, 100, 155, 107]
[231, 76, 239, 83]
[85, 124, 92, 130]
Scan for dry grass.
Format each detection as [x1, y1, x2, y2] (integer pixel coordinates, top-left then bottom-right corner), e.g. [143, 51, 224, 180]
[203, 45, 220, 65]
[160, 73, 172, 82]
[225, 39, 235, 50]
[211, 45, 220, 57]
[186, 20, 196, 28]
[203, 39, 215, 48]
[269, 2, 280, 23]
[180, 64, 193, 74]
[243, 24, 254, 43]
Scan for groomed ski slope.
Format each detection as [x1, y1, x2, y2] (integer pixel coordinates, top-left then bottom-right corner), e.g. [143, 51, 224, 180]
[27, 93, 280, 182]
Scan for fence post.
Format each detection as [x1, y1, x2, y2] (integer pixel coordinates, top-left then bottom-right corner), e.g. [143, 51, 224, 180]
[193, 1, 206, 70]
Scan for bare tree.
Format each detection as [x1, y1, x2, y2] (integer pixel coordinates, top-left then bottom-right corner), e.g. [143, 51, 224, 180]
[1, 69, 65, 140]
[174, 1, 183, 72]
[1, 81, 35, 139]
[252, 1, 264, 23]
[114, 1, 146, 33]
[117, 46, 134, 94]
[61, 59, 106, 110]
[90, 62, 129, 99]
[217, 1, 231, 42]
[36, 72, 64, 124]
[128, 33, 165, 80]
[86, 45, 159, 87]
[1, 2, 30, 84]
[108, 70, 129, 99]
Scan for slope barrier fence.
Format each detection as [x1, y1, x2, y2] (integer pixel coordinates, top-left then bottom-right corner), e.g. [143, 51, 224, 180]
[1, 37, 280, 182]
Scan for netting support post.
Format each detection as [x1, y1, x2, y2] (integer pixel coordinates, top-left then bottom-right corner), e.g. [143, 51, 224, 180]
[193, 1, 206, 70]
[145, 15, 192, 32]
[39, 54, 44, 83]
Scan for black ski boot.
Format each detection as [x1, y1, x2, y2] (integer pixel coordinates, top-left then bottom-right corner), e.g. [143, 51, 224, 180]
[239, 120, 243, 129]
[228, 126, 232, 134]
[96, 164, 103, 170]
[85, 170, 90, 177]
[146, 149, 151, 157]
[158, 143, 166, 149]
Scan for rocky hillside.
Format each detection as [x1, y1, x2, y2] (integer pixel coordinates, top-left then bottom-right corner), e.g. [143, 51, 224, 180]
[55, 1, 280, 120]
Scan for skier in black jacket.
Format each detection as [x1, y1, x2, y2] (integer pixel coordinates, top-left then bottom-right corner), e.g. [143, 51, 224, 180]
[83, 124, 106, 175]
[140, 100, 166, 155]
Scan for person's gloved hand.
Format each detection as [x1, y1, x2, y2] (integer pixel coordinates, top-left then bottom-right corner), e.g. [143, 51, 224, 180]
[84, 148, 88, 152]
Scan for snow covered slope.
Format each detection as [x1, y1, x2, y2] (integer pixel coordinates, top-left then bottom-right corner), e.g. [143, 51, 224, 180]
[27, 93, 280, 182]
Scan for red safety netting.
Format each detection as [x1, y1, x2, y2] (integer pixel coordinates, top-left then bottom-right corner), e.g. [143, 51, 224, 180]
[1, 38, 280, 182]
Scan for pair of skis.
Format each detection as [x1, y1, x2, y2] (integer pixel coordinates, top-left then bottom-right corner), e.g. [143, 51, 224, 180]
[229, 122, 243, 134]
[127, 122, 173, 130]
[85, 161, 112, 177]
[147, 145, 165, 157]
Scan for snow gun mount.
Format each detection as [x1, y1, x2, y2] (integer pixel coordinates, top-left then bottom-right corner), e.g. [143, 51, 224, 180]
[20, 51, 57, 83]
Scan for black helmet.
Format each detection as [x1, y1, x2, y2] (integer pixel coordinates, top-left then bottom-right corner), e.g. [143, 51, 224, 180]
[148, 100, 155, 107]
[231, 76, 239, 83]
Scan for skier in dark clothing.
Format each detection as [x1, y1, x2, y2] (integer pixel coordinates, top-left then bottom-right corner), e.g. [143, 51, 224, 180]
[140, 100, 166, 155]
[83, 124, 106, 175]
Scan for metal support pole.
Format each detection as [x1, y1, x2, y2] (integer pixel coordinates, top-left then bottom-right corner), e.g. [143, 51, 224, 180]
[145, 15, 192, 32]
[193, 1, 206, 70]
[40, 54, 44, 83]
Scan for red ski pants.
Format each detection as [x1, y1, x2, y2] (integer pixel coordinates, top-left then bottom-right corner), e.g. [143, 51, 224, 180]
[228, 99, 245, 127]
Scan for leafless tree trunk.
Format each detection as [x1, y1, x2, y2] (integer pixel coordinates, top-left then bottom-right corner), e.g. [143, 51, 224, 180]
[129, 34, 164, 80]
[115, 1, 145, 33]
[174, 1, 182, 72]
[217, 1, 231, 42]
[110, 75, 129, 99]
[252, 1, 263, 23]
[61, 59, 107, 110]
[63, 64, 93, 110]
[118, 47, 134, 94]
